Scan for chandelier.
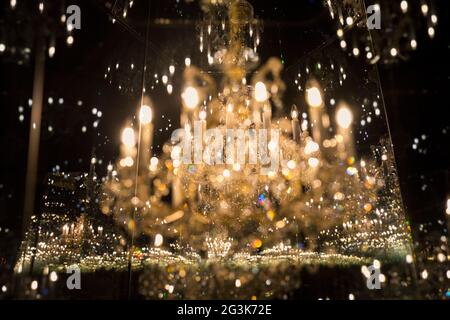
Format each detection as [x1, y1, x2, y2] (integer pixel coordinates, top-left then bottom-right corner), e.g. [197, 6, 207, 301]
[15, 0, 414, 299]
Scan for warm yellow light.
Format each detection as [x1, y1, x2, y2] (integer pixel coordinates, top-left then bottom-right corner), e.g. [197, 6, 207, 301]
[50, 271, 58, 282]
[421, 4, 429, 15]
[336, 106, 353, 129]
[139, 104, 153, 124]
[121, 127, 136, 147]
[306, 86, 323, 108]
[199, 106, 207, 120]
[287, 160, 296, 169]
[304, 140, 319, 155]
[291, 104, 299, 119]
[48, 46, 56, 58]
[308, 157, 319, 168]
[66, 35, 74, 46]
[154, 234, 163, 247]
[182, 86, 199, 109]
[254, 81, 268, 102]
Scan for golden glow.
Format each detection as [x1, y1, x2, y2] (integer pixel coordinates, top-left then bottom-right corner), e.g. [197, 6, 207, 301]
[254, 81, 268, 102]
[48, 46, 56, 58]
[400, 1, 408, 13]
[121, 127, 136, 147]
[139, 105, 153, 124]
[336, 106, 353, 129]
[291, 105, 299, 119]
[304, 140, 319, 155]
[306, 86, 323, 108]
[50, 271, 58, 282]
[182, 86, 199, 109]
[308, 157, 319, 168]
[199, 109, 207, 120]
[154, 234, 163, 247]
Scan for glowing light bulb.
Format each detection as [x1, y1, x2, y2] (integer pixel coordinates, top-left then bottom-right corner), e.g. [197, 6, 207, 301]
[431, 14, 438, 24]
[185, 57, 191, 66]
[48, 46, 56, 58]
[66, 35, 74, 46]
[291, 105, 299, 119]
[169, 65, 175, 75]
[182, 86, 199, 109]
[0, 43, 6, 53]
[254, 81, 268, 102]
[121, 127, 135, 147]
[390, 48, 398, 57]
[50, 271, 58, 282]
[305, 140, 319, 155]
[199, 106, 207, 120]
[400, 1, 408, 13]
[336, 106, 353, 129]
[346, 16, 353, 25]
[139, 105, 153, 124]
[306, 86, 323, 108]
[154, 234, 163, 247]
[421, 4, 429, 16]
[410, 39, 417, 50]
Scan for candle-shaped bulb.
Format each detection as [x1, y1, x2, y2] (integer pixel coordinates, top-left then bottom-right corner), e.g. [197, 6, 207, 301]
[139, 104, 153, 124]
[121, 127, 136, 147]
[184, 119, 192, 132]
[199, 105, 207, 120]
[254, 81, 268, 102]
[306, 86, 323, 108]
[291, 104, 299, 119]
[336, 106, 353, 129]
[182, 86, 199, 109]
[291, 104, 301, 143]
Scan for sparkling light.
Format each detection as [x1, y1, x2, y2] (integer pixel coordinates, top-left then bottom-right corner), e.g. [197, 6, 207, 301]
[48, 46, 56, 58]
[139, 105, 153, 124]
[336, 106, 353, 129]
[121, 127, 136, 147]
[400, 1, 408, 13]
[182, 86, 199, 109]
[254, 82, 268, 102]
[306, 86, 323, 108]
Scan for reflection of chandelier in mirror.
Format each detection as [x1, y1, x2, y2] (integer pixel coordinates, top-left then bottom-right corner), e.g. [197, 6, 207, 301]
[325, 0, 439, 64]
[14, 0, 415, 299]
[102, 0, 411, 267]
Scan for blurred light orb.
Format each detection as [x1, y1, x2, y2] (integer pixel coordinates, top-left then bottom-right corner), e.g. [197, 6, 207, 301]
[182, 86, 199, 109]
[139, 105, 153, 124]
[306, 86, 323, 108]
[122, 127, 136, 147]
[336, 106, 353, 129]
[254, 81, 268, 102]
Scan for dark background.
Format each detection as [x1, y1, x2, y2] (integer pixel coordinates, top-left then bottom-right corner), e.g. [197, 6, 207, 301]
[0, 0, 449, 271]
